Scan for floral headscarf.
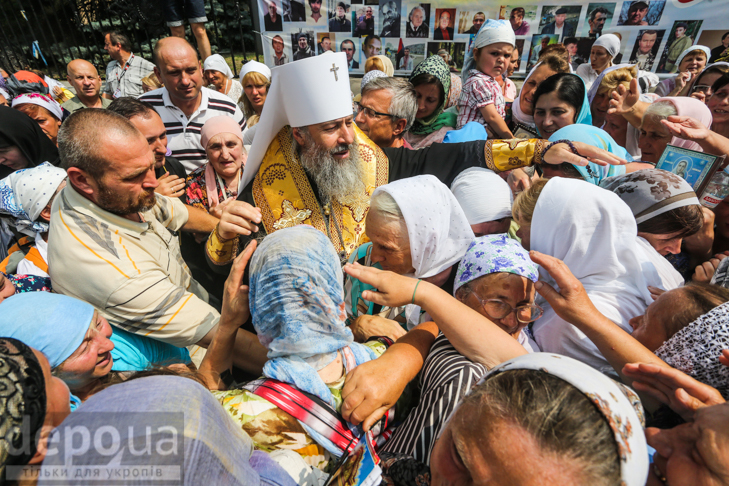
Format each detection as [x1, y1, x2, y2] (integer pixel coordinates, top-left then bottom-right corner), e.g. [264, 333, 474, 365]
[600, 168, 700, 224]
[454, 234, 539, 296]
[409, 56, 457, 135]
[655, 302, 729, 399]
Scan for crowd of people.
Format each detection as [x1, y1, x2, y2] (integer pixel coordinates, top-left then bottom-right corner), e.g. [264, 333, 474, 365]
[1, 18, 729, 486]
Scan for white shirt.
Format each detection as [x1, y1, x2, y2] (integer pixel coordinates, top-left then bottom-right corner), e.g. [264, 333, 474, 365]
[16, 232, 48, 278]
[575, 63, 599, 91]
[140, 86, 246, 173]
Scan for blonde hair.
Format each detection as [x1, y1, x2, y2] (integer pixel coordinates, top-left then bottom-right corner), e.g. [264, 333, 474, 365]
[596, 65, 638, 96]
[365, 56, 386, 73]
[240, 71, 271, 119]
[141, 72, 163, 90]
[512, 178, 548, 225]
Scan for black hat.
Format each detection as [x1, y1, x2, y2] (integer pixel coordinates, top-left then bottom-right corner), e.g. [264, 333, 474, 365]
[555, 7, 568, 14]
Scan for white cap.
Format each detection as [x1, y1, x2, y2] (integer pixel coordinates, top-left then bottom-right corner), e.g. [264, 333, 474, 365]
[240, 52, 353, 191]
[238, 60, 272, 83]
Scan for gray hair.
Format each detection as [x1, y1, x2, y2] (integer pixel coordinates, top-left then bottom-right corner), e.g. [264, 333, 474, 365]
[361, 77, 418, 133]
[409, 5, 425, 20]
[369, 190, 403, 222]
[643, 100, 678, 124]
[58, 108, 142, 179]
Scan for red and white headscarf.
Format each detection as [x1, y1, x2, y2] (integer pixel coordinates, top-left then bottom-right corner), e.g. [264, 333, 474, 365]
[11, 93, 63, 121]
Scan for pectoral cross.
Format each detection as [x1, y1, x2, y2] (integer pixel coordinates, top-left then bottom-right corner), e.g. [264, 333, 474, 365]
[330, 63, 339, 81]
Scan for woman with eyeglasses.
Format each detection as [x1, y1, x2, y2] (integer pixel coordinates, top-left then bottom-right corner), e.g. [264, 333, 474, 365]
[687, 62, 729, 104]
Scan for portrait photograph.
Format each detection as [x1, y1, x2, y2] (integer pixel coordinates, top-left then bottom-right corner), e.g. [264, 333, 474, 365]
[580, 3, 615, 37]
[352, 5, 376, 37]
[616, 0, 665, 26]
[628, 29, 665, 71]
[433, 8, 456, 41]
[261, 0, 284, 31]
[305, 0, 327, 25]
[282, 0, 306, 22]
[427, 42, 466, 72]
[538, 5, 582, 41]
[267, 33, 291, 67]
[393, 42, 425, 71]
[327, 1, 352, 33]
[338, 37, 361, 70]
[655, 144, 721, 195]
[405, 3, 430, 38]
[379, 0, 402, 37]
[512, 38, 526, 72]
[697, 29, 729, 63]
[458, 10, 486, 35]
[291, 31, 316, 61]
[527, 33, 559, 69]
[657, 20, 703, 73]
[499, 5, 538, 36]
[317, 33, 336, 54]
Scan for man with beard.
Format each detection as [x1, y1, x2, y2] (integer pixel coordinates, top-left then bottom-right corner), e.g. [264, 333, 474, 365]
[206, 54, 624, 269]
[379, 1, 400, 37]
[294, 33, 314, 60]
[47, 108, 268, 374]
[587, 6, 609, 38]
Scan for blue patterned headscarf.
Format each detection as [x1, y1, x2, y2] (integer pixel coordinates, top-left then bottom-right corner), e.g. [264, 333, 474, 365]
[548, 124, 630, 185]
[454, 234, 539, 295]
[249, 226, 377, 407]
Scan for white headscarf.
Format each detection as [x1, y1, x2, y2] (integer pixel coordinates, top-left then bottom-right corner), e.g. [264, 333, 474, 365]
[675, 45, 711, 70]
[511, 62, 541, 128]
[238, 60, 272, 84]
[11, 93, 63, 121]
[373, 175, 474, 278]
[0, 88, 10, 101]
[462, 19, 515, 83]
[530, 178, 683, 374]
[482, 353, 649, 486]
[203, 54, 234, 79]
[594, 33, 621, 58]
[0, 162, 67, 235]
[450, 168, 513, 224]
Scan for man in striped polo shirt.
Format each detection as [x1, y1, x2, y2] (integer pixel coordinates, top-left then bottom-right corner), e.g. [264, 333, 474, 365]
[140, 37, 245, 173]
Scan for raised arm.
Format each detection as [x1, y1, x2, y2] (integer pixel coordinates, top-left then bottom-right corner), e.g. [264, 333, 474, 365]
[661, 116, 729, 161]
[342, 262, 527, 368]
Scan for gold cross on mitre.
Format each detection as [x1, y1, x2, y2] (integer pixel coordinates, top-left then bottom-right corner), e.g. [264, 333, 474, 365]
[330, 63, 339, 81]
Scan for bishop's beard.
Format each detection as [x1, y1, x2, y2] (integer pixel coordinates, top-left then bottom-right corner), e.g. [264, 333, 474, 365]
[297, 130, 365, 202]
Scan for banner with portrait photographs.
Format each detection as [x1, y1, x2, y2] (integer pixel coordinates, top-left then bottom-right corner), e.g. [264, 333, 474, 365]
[256, 0, 727, 77]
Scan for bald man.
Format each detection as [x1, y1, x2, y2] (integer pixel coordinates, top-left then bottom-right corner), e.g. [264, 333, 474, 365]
[61, 59, 112, 113]
[139, 37, 245, 172]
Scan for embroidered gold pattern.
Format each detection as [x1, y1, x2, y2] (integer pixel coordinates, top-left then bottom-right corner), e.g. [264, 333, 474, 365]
[273, 200, 313, 230]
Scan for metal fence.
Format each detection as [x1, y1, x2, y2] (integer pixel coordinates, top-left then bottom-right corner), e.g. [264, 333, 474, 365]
[0, 0, 260, 80]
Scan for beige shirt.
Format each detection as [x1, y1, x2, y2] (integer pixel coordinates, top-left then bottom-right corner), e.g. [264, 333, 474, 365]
[48, 185, 218, 347]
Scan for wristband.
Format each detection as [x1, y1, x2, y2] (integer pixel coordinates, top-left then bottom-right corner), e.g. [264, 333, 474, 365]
[411, 279, 421, 304]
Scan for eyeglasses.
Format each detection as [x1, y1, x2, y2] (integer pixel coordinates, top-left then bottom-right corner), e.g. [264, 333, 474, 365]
[471, 294, 543, 333]
[692, 84, 713, 95]
[356, 102, 395, 119]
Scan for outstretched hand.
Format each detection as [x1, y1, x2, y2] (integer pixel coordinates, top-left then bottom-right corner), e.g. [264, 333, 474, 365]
[529, 251, 599, 325]
[342, 263, 419, 308]
[543, 141, 627, 168]
[608, 78, 640, 116]
[661, 115, 712, 142]
[622, 362, 725, 422]
[221, 240, 257, 328]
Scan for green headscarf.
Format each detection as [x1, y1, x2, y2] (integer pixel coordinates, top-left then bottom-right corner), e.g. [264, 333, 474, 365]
[409, 56, 457, 135]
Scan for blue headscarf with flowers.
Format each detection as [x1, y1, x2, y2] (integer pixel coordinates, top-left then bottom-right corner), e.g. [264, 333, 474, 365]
[454, 234, 539, 296]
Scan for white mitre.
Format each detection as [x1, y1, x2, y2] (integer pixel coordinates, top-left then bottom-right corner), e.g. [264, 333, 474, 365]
[239, 52, 353, 191]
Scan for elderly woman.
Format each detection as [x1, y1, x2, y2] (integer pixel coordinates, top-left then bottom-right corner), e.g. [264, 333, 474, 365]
[588, 64, 638, 128]
[0, 163, 66, 277]
[239, 61, 271, 131]
[0, 338, 71, 478]
[454, 234, 542, 352]
[211, 226, 395, 470]
[639, 97, 713, 163]
[203, 54, 243, 105]
[185, 116, 246, 219]
[0, 292, 191, 403]
[576, 33, 621, 90]
[11, 93, 63, 146]
[450, 168, 513, 237]
[512, 177, 682, 374]
[346, 175, 473, 335]
[403, 56, 457, 148]
[656, 45, 710, 97]
[508, 54, 571, 138]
